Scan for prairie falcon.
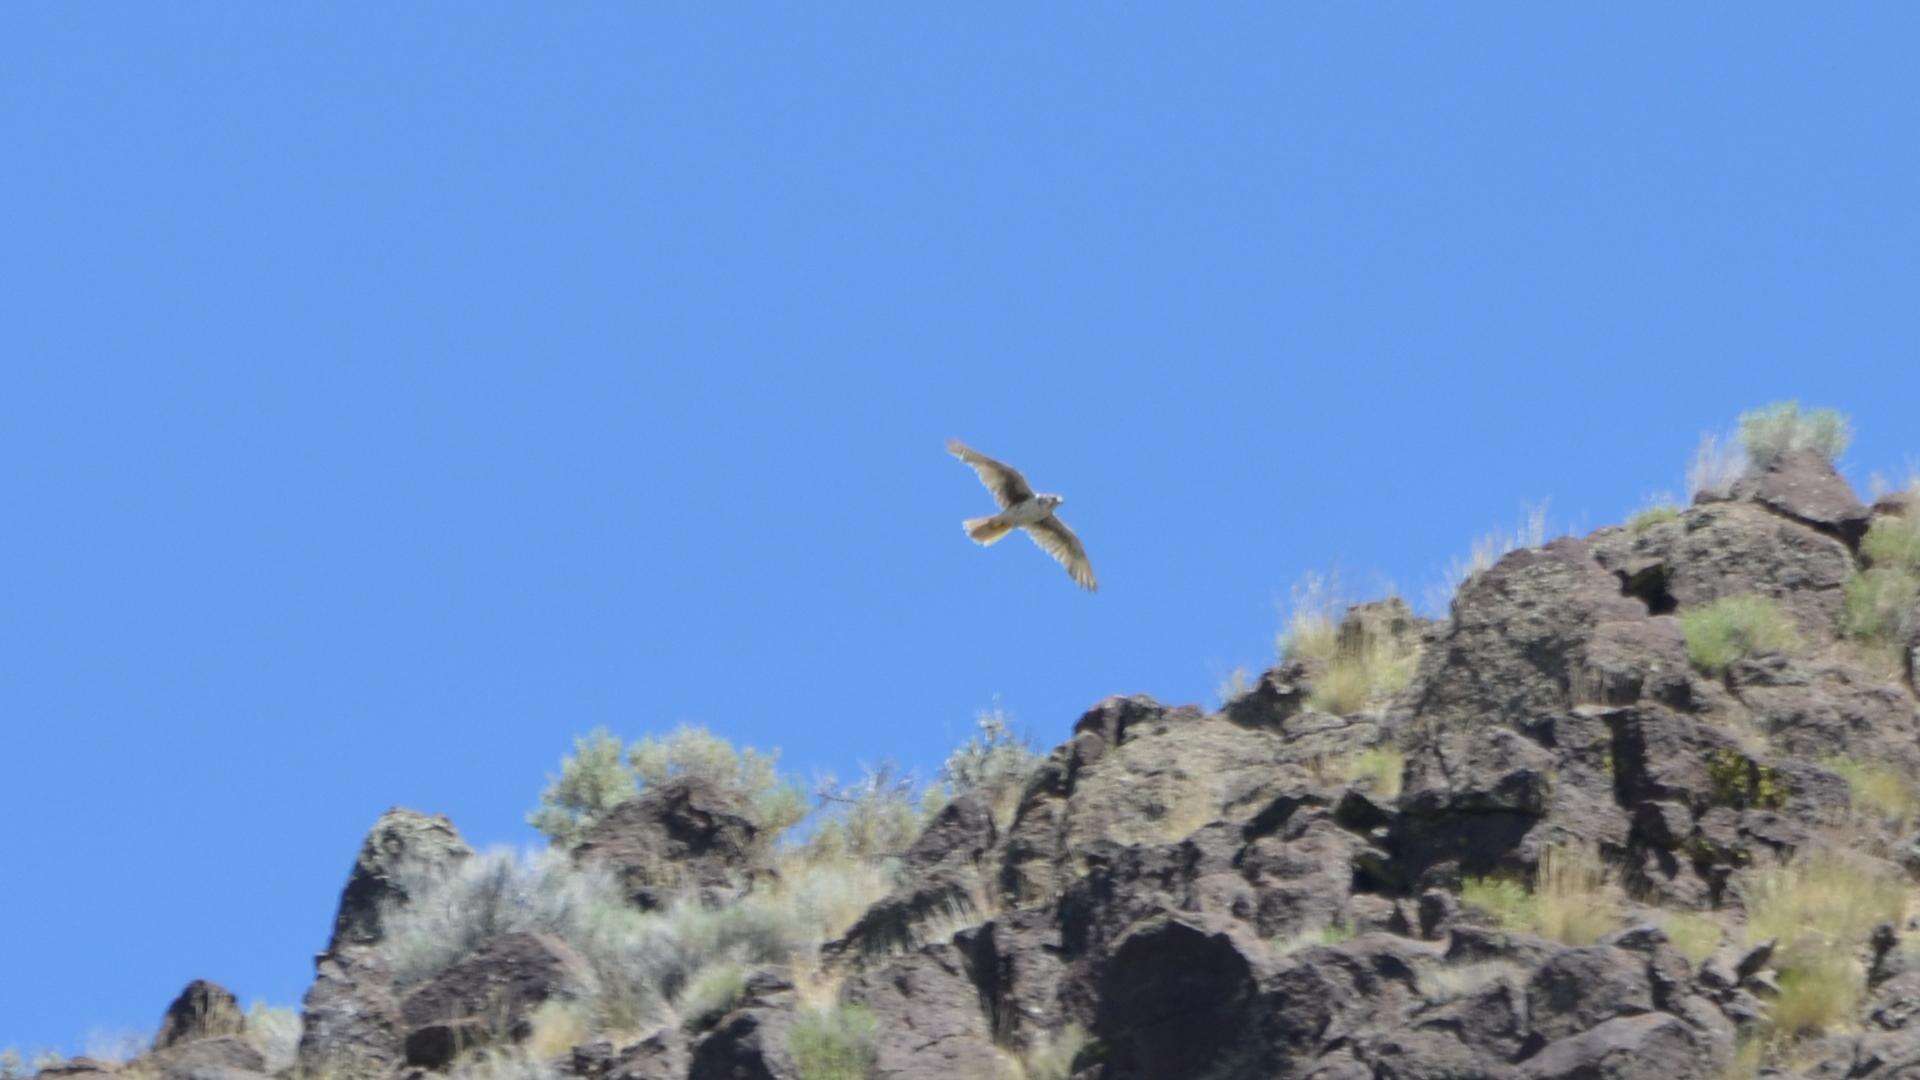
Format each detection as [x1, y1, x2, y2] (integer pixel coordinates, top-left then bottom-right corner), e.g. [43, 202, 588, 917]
[947, 438, 1097, 592]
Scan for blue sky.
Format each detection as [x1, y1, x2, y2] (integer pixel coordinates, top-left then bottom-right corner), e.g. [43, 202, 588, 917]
[5, 3, 1920, 1052]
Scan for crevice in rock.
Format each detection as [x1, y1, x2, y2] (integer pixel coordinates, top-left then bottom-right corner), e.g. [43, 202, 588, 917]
[1615, 565, 1677, 616]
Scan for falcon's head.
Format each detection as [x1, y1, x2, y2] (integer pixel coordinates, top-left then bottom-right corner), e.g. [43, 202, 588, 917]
[1039, 493, 1064, 508]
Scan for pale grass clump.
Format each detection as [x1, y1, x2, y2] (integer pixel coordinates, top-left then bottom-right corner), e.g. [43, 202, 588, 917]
[1744, 849, 1908, 1038]
[520, 1001, 591, 1062]
[1659, 912, 1725, 966]
[1460, 848, 1619, 946]
[1680, 594, 1801, 674]
[79, 1029, 148, 1066]
[1688, 431, 1748, 500]
[788, 1005, 879, 1080]
[1279, 574, 1420, 715]
[1277, 572, 1342, 664]
[241, 1004, 302, 1073]
[1823, 756, 1920, 828]
[529, 725, 808, 849]
[1426, 502, 1550, 614]
[1011, 1025, 1091, 1080]
[374, 845, 886, 1034]
[1738, 401, 1852, 467]
[1342, 747, 1405, 799]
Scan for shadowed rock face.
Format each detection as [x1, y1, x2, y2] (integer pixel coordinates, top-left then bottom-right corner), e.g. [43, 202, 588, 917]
[111, 458, 1920, 1080]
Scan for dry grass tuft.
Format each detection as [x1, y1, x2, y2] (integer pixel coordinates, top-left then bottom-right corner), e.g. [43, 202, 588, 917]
[1744, 848, 1908, 1038]
[1460, 847, 1619, 946]
[1823, 756, 1920, 829]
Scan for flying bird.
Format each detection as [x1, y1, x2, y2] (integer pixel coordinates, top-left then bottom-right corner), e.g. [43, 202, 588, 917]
[947, 438, 1098, 591]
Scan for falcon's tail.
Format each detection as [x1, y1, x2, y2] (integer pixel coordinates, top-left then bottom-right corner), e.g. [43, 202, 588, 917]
[964, 513, 1016, 545]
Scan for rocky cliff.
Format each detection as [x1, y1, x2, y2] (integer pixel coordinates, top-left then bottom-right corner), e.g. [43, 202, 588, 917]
[41, 449, 1920, 1080]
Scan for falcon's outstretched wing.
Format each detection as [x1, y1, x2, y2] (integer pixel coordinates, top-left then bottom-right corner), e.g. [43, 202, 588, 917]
[947, 438, 1035, 509]
[1025, 517, 1098, 592]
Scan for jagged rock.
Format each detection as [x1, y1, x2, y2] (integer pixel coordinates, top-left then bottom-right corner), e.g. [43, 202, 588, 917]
[569, 1035, 689, 1080]
[826, 794, 996, 959]
[999, 696, 1323, 903]
[153, 980, 245, 1049]
[399, 932, 590, 1046]
[1729, 448, 1872, 544]
[298, 810, 473, 1080]
[328, 808, 473, 952]
[841, 945, 1007, 1078]
[686, 975, 800, 1080]
[573, 775, 768, 910]
[1518, 1014, 1719, 1079]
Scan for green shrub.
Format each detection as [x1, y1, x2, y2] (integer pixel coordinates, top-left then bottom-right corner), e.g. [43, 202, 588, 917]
[1737, 401, 1852, 467]
[628, 725, 808, 840]
[789, 1005, 879, 1080]
[1627, 504, 1682, 531]
[1843, 568, 1920, 659]
[805, 763, 930, 865]
[529, 726, 807, 848]
[939, 704, 1042, 829]
[1459, 876, 1532, 928]
[527, 729, 637, 848]
[1343, 747, 1405, 799]
[1680, 595, 1801, 674]
[1863, 515, 1920, 573]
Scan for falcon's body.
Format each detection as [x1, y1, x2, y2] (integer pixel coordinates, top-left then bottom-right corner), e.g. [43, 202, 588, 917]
[947, 438, 1098, 591]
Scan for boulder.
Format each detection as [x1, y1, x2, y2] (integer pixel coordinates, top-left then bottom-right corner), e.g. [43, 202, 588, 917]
[1728, 448, 1871, 544]
[573, 775, 768, 910]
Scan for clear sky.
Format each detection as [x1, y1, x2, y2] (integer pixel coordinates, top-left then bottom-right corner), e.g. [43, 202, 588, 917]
[5, 3, 1920, 1053]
